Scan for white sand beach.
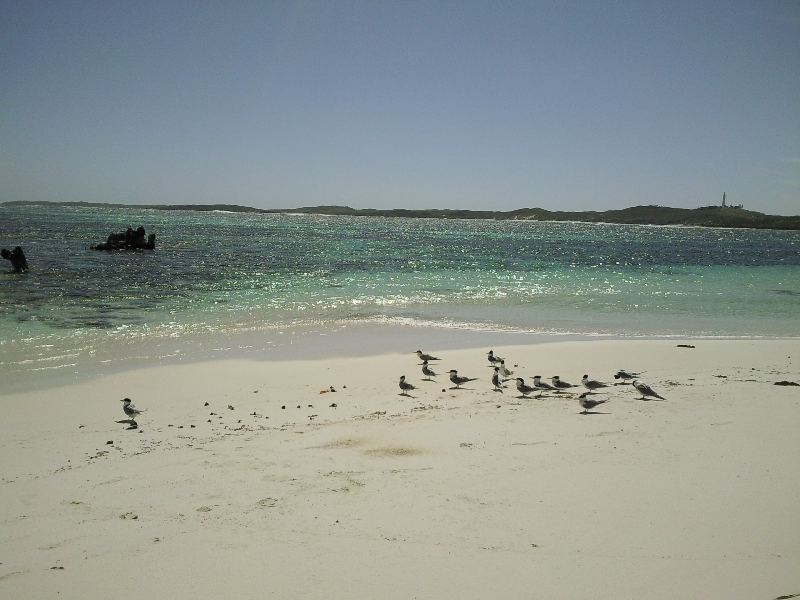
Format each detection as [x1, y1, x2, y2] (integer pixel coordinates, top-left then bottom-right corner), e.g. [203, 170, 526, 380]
[1, 338, 799, 599]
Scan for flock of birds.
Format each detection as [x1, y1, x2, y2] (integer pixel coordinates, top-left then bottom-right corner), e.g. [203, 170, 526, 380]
[400, 349, 666, 414]
[118, 348, 667, 426]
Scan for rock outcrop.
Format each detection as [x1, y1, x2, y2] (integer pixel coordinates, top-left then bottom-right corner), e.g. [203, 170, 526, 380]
[1, 246, 28, 272]
[91, 226, 156, 251]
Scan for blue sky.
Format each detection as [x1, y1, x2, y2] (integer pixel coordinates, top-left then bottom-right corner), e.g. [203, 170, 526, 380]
[2, 1, 798, 214]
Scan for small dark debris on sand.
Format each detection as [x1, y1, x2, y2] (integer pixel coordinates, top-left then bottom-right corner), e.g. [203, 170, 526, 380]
[775, 380, 800, 386]
[106, 440, 113, 445]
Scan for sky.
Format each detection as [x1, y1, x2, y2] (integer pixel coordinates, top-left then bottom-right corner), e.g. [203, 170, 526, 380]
[1, 1, 799, 214]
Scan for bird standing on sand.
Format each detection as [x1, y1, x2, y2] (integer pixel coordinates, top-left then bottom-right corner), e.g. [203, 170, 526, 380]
[582, 374, 609, 393]
[120, 398, 145, 425]
[551, 375, 575, 391]
[632, 379, 666, 400]
[416, 350, 441, 362]
[533, 376, 555, 392]
[492, 367, 505, 392]
[614, 369, 643, 383]
[515, 377, 536, 398]
[578, 393, 608, 414]
[421, 361, 437, 380]
[499, 360, 513, 379]
[399, 375, 416, 396]
[487, 350, 503, 365]
[449, 370, 477, 389]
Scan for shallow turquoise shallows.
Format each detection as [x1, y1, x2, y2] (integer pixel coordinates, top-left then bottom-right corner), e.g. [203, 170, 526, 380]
[1, 203, 799, 385]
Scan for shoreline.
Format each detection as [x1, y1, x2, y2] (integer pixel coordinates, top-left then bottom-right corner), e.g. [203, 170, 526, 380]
[5, 320, 798, 395]
[1, 337, 798, 598]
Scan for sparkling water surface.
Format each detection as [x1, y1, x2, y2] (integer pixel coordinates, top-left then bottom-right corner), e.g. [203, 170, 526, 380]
[1, 203, 798, 389]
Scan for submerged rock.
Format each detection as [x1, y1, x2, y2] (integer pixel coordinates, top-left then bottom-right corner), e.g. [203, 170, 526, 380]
[91, 226, 155, 251]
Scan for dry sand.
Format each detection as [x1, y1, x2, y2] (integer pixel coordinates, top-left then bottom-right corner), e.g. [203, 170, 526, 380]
[1, 338, 799, 599]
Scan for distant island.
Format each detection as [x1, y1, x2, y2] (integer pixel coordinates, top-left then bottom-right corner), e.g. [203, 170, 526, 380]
[4, 201, 799, 230]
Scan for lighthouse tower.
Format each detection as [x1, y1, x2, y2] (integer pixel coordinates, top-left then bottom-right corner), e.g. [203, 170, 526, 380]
[722, 192, 726, 207]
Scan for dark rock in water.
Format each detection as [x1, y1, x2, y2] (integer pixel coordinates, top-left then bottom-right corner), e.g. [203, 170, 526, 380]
[91, 226, 156, 251]
[1, 246, 28, 272]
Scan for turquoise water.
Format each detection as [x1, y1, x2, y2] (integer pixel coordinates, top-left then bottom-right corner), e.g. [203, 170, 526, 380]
[1, 203, 799, 388]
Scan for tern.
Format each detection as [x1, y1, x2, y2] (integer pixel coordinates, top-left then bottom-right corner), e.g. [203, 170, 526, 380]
[614, 369, 643, 383]
[492, 367, 505, 392]
[550, 375, 575, 391]
[449, 370, 477, 389]
[120, 398, 145, 425]
[632, 379, 666, 400]
[421, 361, 437, 380]
[487, 350, 503, 365]
[533, 376, 555, 392]
[398, 375, 417, 396]
[582, 374, 609, 393]
[499, 360, 514, 379]
[515, 377, 536, 398]
[416, 350, 441, 362]
[578, 393, 608, 414]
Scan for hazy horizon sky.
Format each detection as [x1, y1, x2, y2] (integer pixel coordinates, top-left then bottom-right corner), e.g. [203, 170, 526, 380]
[2, 1, 799, 214]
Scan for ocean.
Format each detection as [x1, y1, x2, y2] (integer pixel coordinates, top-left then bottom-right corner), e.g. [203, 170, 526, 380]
[1, 202, 798, 391]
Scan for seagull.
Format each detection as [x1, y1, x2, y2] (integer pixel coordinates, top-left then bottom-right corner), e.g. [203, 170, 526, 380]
[614, 369, 643, 383]
[492, 367, 505, 392]
[120, 398, 145, 425]
[416, 350, 441, 362]
[515, 377, 536, 398]
[550, 375, 575, 391]
[499, 360, 514, 379]
[398, 375, 416, 396]
[487, 350, 503, 365]
[421, 360, 437, 380]
[582, 374, 609, 393]
[632, 379, 666, 400]
[449, 370, 477, 389]
[533, 375, 555, 392]
[578, 392, 608, 414]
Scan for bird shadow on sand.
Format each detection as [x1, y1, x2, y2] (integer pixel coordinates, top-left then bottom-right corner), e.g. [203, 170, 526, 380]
[399, 393, 416, 399]
[116, 419, 139, 428]
[637, 397, 665, 401]
[580, 411, 611, 415]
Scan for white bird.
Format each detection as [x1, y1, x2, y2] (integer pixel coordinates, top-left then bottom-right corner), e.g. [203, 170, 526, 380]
[551, 375, 575, 391]
[416, 350, 441, 362]
[614, 369, 643, 383]
[499, 360, 513, 379]
[632, 379, 666, 400]
[449, 370, 477, 389]
[421, 360, 437, 380]
[487, 350, 503, 365]
[515, 377, 536, 397]
[120, 398, 145, 425]
[578, 393, 608, 414]
[582, 374, 609, 392]
[533, 375, 555, 392]
[492, 367, 505, 392]
[399, 375, 417, 396]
